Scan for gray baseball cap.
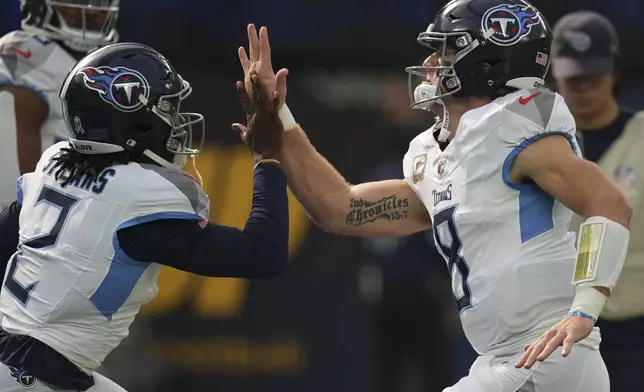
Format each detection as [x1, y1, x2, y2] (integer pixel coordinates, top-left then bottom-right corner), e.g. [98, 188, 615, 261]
[551, 11, 620, 79]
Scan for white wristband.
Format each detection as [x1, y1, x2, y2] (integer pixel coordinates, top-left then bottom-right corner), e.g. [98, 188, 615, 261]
[278, 103, 298, 132]
[569, 286, 608, 322]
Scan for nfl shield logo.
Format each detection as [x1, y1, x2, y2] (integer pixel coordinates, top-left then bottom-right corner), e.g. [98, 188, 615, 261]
[614, 166, 635, 188]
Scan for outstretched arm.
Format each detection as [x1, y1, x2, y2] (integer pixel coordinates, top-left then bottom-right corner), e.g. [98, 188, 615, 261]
[279, 125, 431, 237]
[235, 24, 431, 237]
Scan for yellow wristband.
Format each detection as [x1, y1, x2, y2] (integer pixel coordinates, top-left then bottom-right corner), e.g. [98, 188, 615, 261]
[253, 158, 281, 170]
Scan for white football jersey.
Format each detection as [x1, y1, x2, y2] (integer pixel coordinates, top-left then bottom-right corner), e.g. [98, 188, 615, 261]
[403, 89, 600, 356]
[1, 142, 210, 373]
[0, 30, 75, 206]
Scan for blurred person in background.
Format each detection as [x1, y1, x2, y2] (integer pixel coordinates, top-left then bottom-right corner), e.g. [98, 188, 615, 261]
[235, 0, 633, 385]
[552, 11, 644, 391]
[0, 0, 120, 208]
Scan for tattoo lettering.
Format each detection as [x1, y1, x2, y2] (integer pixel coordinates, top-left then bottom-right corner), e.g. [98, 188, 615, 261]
[345, 195, 409, 226]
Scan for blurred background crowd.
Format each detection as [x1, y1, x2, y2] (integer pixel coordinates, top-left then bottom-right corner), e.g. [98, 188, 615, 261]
[1, 0, 643, 391]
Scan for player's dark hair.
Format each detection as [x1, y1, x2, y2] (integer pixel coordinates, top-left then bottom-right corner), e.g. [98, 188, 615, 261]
[51, 148, 132, 187]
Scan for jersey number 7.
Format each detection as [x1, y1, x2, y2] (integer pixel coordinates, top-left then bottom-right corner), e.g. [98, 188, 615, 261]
[5, 186, 79, 305]
[432, 205, 472, 313]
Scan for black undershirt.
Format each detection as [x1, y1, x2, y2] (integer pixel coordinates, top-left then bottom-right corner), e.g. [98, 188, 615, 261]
[578, 109, 635, 163]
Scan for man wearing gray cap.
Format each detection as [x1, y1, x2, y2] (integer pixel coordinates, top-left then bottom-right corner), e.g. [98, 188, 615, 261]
[552, 10, 644, 390]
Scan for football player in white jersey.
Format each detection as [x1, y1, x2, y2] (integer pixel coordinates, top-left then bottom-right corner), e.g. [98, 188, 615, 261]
[0, 43, 289, 391]
[0, 0, 120, 207]
[233, 0, 632, 390]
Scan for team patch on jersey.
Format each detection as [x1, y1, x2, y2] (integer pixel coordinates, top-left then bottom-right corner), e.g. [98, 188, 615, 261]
[412, 153, 428, 183]
[77, 66, 150, 112]
[9, 367, 36, 388]
[481, 3, 541, 46]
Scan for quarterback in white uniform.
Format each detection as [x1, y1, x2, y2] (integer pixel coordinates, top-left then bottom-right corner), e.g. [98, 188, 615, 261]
[0, 43, 290, 391]
[0, 0, 120, 207]
[233, 0, 632, 390]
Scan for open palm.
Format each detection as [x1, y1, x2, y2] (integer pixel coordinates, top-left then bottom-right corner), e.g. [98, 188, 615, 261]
[238, 24, 288, 107]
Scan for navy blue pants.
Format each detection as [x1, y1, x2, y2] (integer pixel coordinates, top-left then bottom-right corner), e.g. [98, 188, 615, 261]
[597, 317, 644, 391]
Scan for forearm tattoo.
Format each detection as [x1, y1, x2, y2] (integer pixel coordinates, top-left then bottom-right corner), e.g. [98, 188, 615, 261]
[345, 195, 409, 226]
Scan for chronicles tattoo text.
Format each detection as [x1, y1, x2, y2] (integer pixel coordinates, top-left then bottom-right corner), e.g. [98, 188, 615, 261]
[345, 195, 409, 226]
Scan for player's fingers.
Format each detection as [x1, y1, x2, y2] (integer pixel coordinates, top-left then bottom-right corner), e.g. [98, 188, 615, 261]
[515, 345, 534, 368]
[231, 123, 248, 133]
[236, 81, 253, 114]
[247, 24, 259, 63]
[561, 335, 576, 357]
[251, 73, 273, 112]
[272, 92, 281, 112]
[238, 46, 250, 73]
[275, 68, 289, 107]
[523, 344, 531, 351]
[231, 123, 248, 142]
[258, 26, 272, 68]
[250, 73, 260, 103]
[537, 334, 565, 361]
[523, 336, 550, 368]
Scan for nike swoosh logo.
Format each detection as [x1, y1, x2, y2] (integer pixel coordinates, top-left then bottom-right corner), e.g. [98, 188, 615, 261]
[519, 92, 540, 105]
[13, 48, 32, 59]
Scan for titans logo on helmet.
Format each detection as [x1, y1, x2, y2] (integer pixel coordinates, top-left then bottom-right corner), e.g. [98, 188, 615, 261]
[9, 366, 36, 388]
[77, 66, 150, 112]
[481, 3, 541, 46]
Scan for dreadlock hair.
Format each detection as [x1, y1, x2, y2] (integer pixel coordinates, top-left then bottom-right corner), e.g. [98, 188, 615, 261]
[51, 147, 134, 187]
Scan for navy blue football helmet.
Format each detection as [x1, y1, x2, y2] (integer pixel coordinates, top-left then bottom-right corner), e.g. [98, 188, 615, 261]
[406, 0, 552, 110]
[60, 42, 204, 169]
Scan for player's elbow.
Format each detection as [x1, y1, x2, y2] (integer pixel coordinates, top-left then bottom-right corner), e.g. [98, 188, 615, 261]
[591, 189, 632, 229]
[610, 192, 633, 229]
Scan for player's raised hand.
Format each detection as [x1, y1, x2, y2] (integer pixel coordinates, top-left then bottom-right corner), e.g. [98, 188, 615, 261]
[514, 314, 595, 369]
[238, 24, 289, 109]
[231, 73, 284, 163]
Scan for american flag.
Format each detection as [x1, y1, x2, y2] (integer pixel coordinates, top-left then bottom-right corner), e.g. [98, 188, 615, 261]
[535, 52, 548, 66]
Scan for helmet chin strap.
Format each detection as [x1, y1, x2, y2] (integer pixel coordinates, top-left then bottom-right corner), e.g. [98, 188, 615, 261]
[434, 99, 451, 142]
[143, 148, 203, 186]
[142, 148, 204, 186]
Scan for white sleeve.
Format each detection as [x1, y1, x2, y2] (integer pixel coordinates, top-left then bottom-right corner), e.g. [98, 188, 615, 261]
[0, 31, 59, 107]
[124, 165, 210, 226]
[499, 89, 580, 155]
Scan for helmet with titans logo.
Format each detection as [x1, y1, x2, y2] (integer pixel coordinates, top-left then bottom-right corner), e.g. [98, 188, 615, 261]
[59, 42, 205, 170]
[406, 0, 552, 109]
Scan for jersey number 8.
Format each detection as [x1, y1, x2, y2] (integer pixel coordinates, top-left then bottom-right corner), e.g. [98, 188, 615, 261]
[432, 205, 472, 313]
